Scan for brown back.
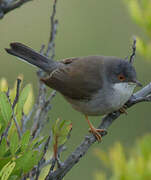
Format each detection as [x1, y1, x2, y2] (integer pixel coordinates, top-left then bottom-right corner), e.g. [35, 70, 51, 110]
[41, 56, 105, 100]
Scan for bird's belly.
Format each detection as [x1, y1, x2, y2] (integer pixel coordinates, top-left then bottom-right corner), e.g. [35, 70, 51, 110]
[64, 83, 136, 116]
[65, 96, 109, 116]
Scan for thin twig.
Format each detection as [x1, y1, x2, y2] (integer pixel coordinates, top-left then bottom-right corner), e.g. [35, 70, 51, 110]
[0, 0, 32, 18]
[31, 0, 58, 139]
[45, 122, 72, 179]
[12, 111, 22, 139]
[45, 0, 58, 58]
[129, 37, 136, 64]
[56, 124, 72, 167]
[40, 159, 54, 169]
[0, 119, 11, 144]
[48, 159, 56, 175]
[11, 78, 22, 138]
[12, 78, 21, 109]
[21, 104, 36, 133]
[47, 91, 57, 104]
[40, 44, 45, 54]
[31, 49, 47, 138]
[35, 135, 51, 180]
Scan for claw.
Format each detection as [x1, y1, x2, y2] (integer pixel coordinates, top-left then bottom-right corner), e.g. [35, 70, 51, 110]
[89, 127, 106, 142]
[85, 115, 107, 142]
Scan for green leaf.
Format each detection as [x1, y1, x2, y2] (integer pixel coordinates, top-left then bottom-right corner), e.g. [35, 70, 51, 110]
[20, 130, 31, 152]
[0, 161, 16, 180]
[8, 175, 18, 180]
[58, 136, 67, 145]
[58, 121, 72, 145]
[28, 137, 39, 149]
[0, 78, 8, 93]
[16, 150, 41, 173]
[10, 131, 19, 155]
[59, 119, 66, 130]
[23, 151, 41, 172]
[0, 116, 5, 136]
[0, 138, 8, 157]
[0, 157, 12, 170]
[16, 84, 31, 122]
[0, 92, 12, 123]
[52, 118, 59, 135]
[33, 135, 48, 149]
[52, 119, 72, 146]
[0, 112, 6, 133]
[0, 123, 1, 133]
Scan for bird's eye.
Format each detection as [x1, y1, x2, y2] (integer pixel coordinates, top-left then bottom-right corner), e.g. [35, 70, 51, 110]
[118, 74, 125, 81]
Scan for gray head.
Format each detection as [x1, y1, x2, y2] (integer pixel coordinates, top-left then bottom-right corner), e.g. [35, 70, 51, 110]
[104, 38, 142, 87]
[104, 57, 142, 87]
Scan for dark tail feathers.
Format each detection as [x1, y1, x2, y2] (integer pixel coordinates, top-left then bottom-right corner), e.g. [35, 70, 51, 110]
[5, 42, 58, 73]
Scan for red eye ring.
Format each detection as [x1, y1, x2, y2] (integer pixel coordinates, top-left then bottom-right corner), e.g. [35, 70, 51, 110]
[118, 74, 125, 81]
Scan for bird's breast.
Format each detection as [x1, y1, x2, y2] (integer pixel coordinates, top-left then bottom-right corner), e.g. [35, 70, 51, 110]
[64, 82, 136, 116]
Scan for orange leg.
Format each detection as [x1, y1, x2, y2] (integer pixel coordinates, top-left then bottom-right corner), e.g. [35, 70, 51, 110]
[85, 115, 105, 142]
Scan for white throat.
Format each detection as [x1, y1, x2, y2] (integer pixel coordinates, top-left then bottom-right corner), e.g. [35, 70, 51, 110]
[113, 82, 136, 107]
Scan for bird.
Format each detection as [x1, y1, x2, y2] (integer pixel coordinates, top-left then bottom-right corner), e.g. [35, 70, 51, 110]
[5, 42, 142, 141]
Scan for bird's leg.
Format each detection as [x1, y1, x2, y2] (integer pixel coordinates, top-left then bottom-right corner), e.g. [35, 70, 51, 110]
[85, 115, 105, 141]
[119, 105, 128, 115]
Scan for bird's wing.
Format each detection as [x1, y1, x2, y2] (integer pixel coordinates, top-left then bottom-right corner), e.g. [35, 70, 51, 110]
[41, 56, 104, 100]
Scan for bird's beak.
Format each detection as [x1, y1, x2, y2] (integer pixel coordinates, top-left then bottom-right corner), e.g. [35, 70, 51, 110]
[132, 79, 143, 87]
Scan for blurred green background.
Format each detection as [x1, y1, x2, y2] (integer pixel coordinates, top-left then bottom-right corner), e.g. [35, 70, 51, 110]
[1, 0, 151, 179]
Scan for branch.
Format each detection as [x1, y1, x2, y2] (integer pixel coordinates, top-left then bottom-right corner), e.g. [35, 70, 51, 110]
[22, 0, 59, 178]
[31, 0, 58, 139]
[12, 78, 22, 139]
[46, 82, 151, 180]
[129, 37, 136, 64]
[12, 78, 21, 109]
[45, 0, 58, 58]
[0, 0, 32, 18]
[12, 111, 22, 139]
[35, 135, 51, 180]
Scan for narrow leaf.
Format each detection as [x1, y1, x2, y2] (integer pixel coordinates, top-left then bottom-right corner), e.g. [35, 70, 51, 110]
[16, 150, 40, 173]
[0, 161, 16, 180]
[17, 84, 31, 112]
[0, 138, 7, 157]
[10, 131, 19, 155]
[20, 130, 31, 152]
[33, 136, 48, 149]
[0, 92, 12, 122]
[0, 78, 8, 92]
[16, 84, 31, 121]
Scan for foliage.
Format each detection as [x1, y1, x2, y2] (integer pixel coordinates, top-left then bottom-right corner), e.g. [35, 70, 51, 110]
[94, 134, 151, 180]
[0, 78, 42, 179]
[125, 0, 151, 60]
[0, 77, 72, 179]
[52, 118, 72, 158]
[52, 118, 72, 147]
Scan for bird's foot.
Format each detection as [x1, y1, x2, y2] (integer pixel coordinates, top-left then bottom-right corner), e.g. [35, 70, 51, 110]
[89, 127, 106, 142]
[119, 105, 128, 115]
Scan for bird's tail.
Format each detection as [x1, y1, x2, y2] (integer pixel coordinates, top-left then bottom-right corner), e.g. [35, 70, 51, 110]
[5, 42, 58, 73]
